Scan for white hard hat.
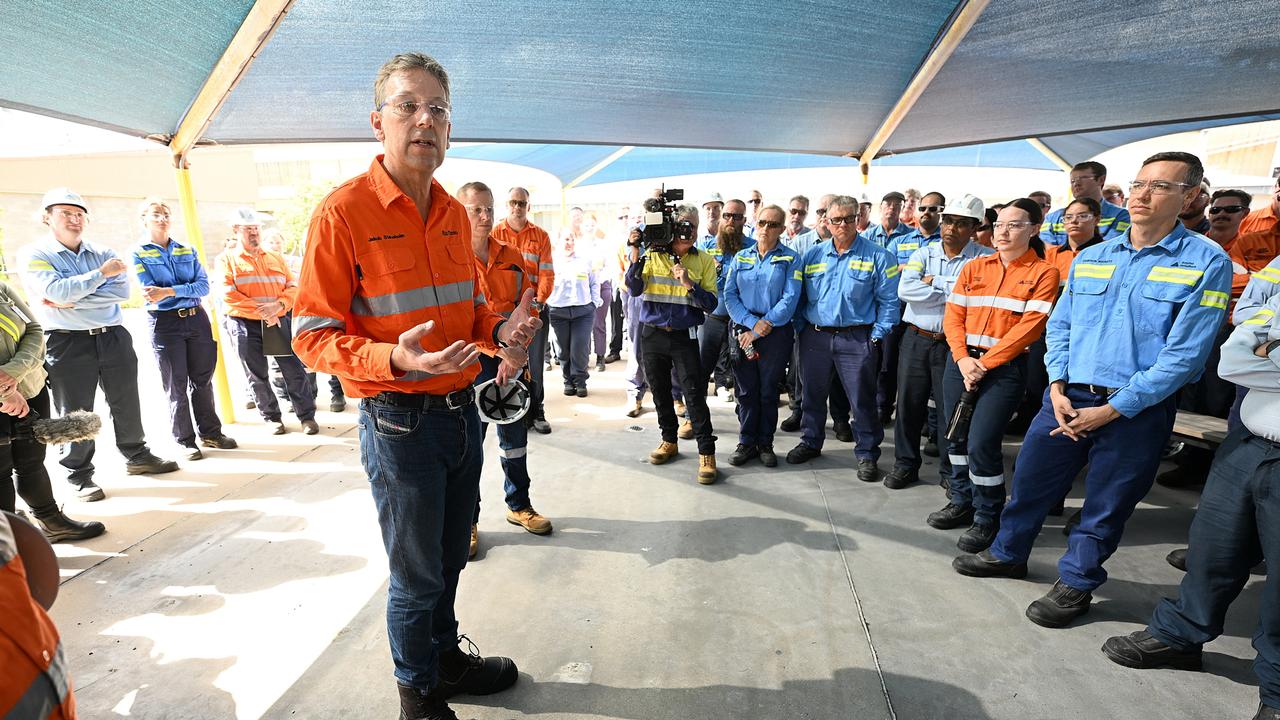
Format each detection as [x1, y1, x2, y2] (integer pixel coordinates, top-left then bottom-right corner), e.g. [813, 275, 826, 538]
[229, 207, 263, 227]
[42, 187, 88, 213]
[702, 192, 724, 207]
[474, 378, 531, 425]
[942, 194, 985, 221]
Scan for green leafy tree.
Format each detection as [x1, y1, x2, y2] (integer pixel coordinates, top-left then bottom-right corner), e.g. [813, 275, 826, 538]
[274, 181, 336, 255]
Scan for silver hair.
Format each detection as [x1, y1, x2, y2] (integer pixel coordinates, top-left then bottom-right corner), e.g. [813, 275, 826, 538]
[374, 53, 451, 109]
[829, 195, 859, 213]
[675, 204, 699, 221]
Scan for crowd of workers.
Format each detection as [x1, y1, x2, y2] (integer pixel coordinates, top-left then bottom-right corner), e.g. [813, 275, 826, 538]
[3, 50, 1278, 720]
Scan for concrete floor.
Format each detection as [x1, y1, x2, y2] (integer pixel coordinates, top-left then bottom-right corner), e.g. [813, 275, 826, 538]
[39, 314, 1265, 719]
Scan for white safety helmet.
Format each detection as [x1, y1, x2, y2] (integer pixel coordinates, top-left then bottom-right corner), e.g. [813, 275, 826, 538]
[474, 378, 531, 425]
[42, 187, 89, 213]
[941, 194, 985, 222]
[229, 207, 263, 227]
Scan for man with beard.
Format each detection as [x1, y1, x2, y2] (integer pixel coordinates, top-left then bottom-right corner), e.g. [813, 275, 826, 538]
[696, 199, 753, 403]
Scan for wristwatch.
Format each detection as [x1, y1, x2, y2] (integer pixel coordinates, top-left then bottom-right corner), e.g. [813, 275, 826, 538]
[1266, 339, 1280, 355]
[530, 299, 545, 313]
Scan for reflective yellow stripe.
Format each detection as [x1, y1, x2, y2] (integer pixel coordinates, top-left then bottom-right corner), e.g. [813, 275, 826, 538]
[771, 255, 794, 262]
[0, 313, 20, 342]
[848, 259, 874, 272]
[27, 260, 54, 271]
[804, 263, 827, 275]
[792, 271, 802, 280]
[739, 256, 757, 265]
[1200, 290, 1228, 310]
[905, 261, 924, 271]
[172, 247, 195, 256]
[1254, 268, 1280, 283]
[1244, 309, 1275, 326]
[1148, 266, 1204, 286]
[136, 249, 162, 258]
[1074, 264, 1115, 279]
[134, 264, 146, 273]
[884, 264, 899, 278]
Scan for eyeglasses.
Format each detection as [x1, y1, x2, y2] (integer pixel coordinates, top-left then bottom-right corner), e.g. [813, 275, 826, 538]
[991, 221, 1035, 231]
[826, 216, 857, 226]
[378, 98, 451, 122]
[940, 216, 976, 227]
[464, 205, 494, 216]
[757, 220, 783, 229]
[146, 212, 171, 220]
[52, 209, 85, 220]
[788, 208, 807, 215]
[1037, 202, 1051, 209]
[815, 209, 828, 217]
[917, 205, 944, 213]
[1069, 174, 1100, 184]
[1062, 213, 1095, 222]
[1128, 180, 1194, 195]
[722, 213, 745, 221]
[748, 198, 761, 205]
[508, 199, 528, 208]
[1209, 205, 1246, 215]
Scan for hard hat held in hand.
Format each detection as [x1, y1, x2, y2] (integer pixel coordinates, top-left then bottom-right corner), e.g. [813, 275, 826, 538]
[474, 378, 531, 425]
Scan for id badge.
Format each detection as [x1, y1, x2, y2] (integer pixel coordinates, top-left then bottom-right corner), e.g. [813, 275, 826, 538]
[689, 327, 698, 340]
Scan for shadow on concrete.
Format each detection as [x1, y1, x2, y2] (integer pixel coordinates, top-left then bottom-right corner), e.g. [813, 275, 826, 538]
[464, 667, 994, 720]
[71, 635, 238, 720]
[481, 515, 856, 566]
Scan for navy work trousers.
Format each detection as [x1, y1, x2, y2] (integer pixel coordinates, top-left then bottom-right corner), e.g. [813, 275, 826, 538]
[732, 324, 793, 447]
[148, 307, 222, 445]
[989, 385, 1175, 591]
[798, 325, 881, 461]
[225, 315, 316, 423]
[942, 354, 1026, 525]
[893, 328, 951, 477]
[473, 354, 533, 521]
[549, 303, 594, 389]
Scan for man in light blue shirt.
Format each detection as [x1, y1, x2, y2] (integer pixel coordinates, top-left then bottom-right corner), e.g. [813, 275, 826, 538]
[786, 195, 899, 481]
[20, 188, 179, 502]
[954, 152, 1232, 630]
[859, 191, 914, 249]
[886, 194, 992, 490]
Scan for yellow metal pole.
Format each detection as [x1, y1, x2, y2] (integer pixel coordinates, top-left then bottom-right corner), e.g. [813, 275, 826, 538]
[173, 156, 235, 424]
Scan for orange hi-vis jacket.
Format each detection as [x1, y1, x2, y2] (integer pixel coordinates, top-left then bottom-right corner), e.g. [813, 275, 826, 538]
[944, 248, 1060, 370]
[1, 515, 76, 719]
[291, 156, 505, 398]
[1042, 235, 1103, 289]
[492, 219, 554, 303]
[475, 236, 533, 356]
[1227, 227, 1280, 299]
[216, 246, 298, 320]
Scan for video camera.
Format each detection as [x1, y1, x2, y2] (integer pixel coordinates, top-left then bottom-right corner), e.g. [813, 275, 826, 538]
[638, 188, 695, 252]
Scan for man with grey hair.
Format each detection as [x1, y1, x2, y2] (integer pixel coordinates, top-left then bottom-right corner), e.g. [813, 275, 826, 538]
[785, 195, 811, 241]
[293, 52, 540, 720]
[624, 202, 721, 483]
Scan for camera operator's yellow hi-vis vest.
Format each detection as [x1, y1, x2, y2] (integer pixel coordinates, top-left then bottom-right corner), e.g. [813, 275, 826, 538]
[639, 250, 718, 306]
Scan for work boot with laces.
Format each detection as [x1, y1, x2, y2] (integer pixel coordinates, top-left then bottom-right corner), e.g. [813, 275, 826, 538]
[697, 454, 718, 484]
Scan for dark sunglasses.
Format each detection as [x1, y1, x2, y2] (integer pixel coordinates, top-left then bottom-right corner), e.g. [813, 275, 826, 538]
[722, 213, 745, 221]
[826, 216, 857, 226]
[757, 220, 783, 229]
[917, 205, 944, 213]
[789, 208, 807, 215]
[748, 198, 762, 205]
[1209, 205, 1245, 215]
[508, 200, 528, 208]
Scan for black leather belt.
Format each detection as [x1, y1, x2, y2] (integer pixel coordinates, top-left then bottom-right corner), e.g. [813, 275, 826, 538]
[368, 388, 475, 411]
[644, 323, 688, 333]
[910, 324, 946, 341]
[49, 326, 111, 336]
[1069, 383, 1117, 397]
[150, 307, 200, 318]
[966, 346, 988, 358]
[813, 324, 871, 334]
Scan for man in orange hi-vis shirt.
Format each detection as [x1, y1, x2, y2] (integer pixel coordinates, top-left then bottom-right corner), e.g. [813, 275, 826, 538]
[291, 53, 540, 720]
[493, 186, 555, 434]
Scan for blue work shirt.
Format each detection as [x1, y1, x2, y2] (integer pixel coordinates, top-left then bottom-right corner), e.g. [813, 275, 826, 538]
[1233, 255, 1280, 326]
[1045, 223, 1232, 417]
[722, 242, 803, 331]
[859, 221, 914, 249]
[799, 237, 900, 340]
[696, 235, 755, 317]
[1040, 199, 1131, 245]
[20, 236, 129, 330]
[897, 240, 993, 333]
[130, 238, 210, 311]
[888, 227, 941, 270]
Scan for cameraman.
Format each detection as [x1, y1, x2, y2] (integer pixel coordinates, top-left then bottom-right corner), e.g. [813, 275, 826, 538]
[624, 203, 721, 484]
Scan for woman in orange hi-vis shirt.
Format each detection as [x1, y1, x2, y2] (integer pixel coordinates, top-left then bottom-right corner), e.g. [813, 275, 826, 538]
[930, 198, 1060, 555]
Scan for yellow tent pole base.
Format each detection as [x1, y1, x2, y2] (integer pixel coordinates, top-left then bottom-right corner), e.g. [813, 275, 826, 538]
[173, 159, 236, 424]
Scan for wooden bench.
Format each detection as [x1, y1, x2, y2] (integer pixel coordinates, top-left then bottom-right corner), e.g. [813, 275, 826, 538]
[1172, 411, 1229, 449]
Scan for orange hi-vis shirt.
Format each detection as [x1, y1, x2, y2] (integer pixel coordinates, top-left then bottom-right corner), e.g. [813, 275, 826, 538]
[217, 246, 298, 320]
[1, 515, 77, 720]
[492, 218, 554, 303]
[291, 156, 505, 398]
[1042, 235, 1104, 288]
[1227, 227, 1280, 299]
[1239, 203, 1278, 236]
[475, 236, 533, 356]
[944, 248, 1060, 370]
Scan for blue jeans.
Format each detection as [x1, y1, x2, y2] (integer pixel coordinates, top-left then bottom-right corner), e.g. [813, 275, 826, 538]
[942, 354, 1026, 525]
[359, 398, 483, 691]
[1147, 428, 1280, 708]
[798, 325, 881, 460]
[732, 324, 793, 446]
[473, 355, 532, 521]
[989, 385, 1175, 591]
[549, 303, 594, 389]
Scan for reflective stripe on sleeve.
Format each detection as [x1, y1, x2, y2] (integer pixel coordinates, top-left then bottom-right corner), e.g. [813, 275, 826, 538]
[293, 315, 346, 334]
[1200, 290, 1228, 310]
[1243, 309, 1275, 326]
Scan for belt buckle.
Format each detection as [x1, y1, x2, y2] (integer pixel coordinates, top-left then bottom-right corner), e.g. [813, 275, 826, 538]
[178, 307, 195, 318]
[445, 388, 473, 410]
[87, 326, 107, 336]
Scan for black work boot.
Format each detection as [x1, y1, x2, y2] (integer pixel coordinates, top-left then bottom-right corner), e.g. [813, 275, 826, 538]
[33, 506, 106, 543]
[956, 521, 998, 554]
[729, 444, 760, 466]
[1166, 547, 1188, 572]
[430, 636, 518, 700]
[952, 549, 1028, 579]
[927, 502, 974, 530]
[1101, 630, 1203, 670]
[1253, 704, 1280, 720]
[883, 466, 919, 490]
[397, 683, 458, 720]
[1026, 578, 1092, 628]
[779, 411, 802, 432]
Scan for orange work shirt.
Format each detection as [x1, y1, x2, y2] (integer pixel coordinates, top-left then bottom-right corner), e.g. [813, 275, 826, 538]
[474, 236, 533, 355]
[1239, 203, 1278, 236]
[291, 156, 504, 398]
[1043, 235, 1104, 288]
[492, 219, 554, 303]
[1228, 227, 1280, 299]
[216, 247, 298, 320]
[944, 248, 1060, 370]
[0, 516, 77, 719]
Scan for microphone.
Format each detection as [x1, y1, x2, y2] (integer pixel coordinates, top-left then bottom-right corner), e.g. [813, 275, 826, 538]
[0, 410, 103, 446]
